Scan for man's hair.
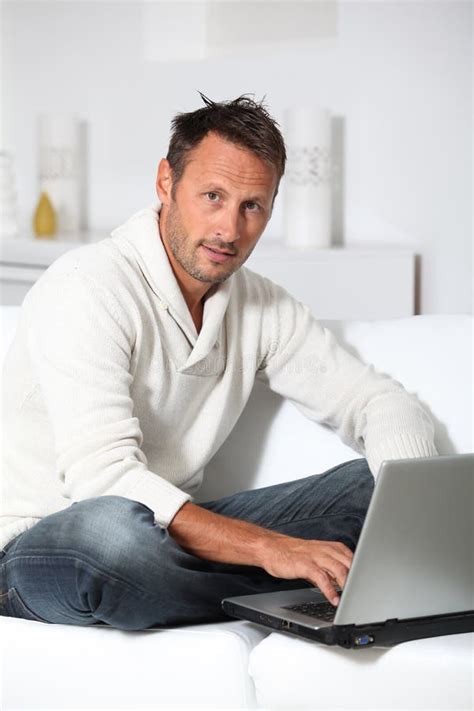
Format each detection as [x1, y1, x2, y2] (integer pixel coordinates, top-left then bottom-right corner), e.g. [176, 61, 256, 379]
[166, 91, 286, 203]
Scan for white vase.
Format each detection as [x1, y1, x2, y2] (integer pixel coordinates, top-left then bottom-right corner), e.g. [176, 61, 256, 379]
[0, 151, 20, 239]
[283, 106, 333, 249]
[37, 114, 81, 235]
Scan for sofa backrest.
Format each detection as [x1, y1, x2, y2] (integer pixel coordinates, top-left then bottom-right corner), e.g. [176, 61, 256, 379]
[2, 305, 472, 500]
[199, 314, 473, 499]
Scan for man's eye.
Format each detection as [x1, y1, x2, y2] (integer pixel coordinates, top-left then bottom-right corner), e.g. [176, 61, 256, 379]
[245, 202, 260, 211]
[206, 192, 219, 202]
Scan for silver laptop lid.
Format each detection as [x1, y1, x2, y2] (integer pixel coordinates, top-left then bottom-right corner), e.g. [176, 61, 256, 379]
[334, 453, 474, 626]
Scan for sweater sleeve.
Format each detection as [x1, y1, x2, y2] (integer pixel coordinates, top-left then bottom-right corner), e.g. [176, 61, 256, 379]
[24, 270, 192, 527]
[256, 281, 438, 479]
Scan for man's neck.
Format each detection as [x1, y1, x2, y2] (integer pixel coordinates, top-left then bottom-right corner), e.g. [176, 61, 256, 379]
[157, 212, 212, 331]
[191, 302, 203, 335]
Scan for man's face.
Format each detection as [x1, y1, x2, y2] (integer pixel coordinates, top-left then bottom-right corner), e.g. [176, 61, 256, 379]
[158, 131, 278, 285]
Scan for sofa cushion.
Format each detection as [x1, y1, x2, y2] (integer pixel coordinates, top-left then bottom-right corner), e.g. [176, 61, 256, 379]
[1, 616, 266, 709]
[248, 630, 474, 709]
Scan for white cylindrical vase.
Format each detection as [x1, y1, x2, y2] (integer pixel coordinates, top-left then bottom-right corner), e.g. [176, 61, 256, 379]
[283, 106, 332, 249]
[37, 114, 81, 235]
[0, 151, 20, 239]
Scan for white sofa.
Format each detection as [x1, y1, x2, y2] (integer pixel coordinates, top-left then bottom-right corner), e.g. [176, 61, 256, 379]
[1, 306, 473, 710]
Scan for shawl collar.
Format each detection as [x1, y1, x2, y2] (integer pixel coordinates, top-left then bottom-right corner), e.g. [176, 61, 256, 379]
[110, 202, 234, 370]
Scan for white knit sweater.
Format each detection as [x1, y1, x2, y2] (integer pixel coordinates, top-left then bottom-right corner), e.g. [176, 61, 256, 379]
[0, 203, 438, 550]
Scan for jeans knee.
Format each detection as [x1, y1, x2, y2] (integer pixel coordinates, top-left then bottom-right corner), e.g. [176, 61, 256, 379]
[336, 457, 373, 484]
[52, 496, 159, 580]
[349, 457, 374, 482]
[324, 458, 374, 512]
[346, 458, 374, 507]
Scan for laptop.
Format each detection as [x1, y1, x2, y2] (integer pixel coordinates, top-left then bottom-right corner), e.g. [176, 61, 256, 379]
[222, 453, 474, 649]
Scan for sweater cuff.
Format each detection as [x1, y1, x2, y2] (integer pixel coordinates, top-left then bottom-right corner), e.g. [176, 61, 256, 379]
[366, 434, 439, 480]
[125, 471, 193, 528]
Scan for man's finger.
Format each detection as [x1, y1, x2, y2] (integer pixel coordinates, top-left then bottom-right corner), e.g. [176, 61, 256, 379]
[312, 570, 340, 606]
[322, 563, 347, 590]
[327, 545, 353, 571]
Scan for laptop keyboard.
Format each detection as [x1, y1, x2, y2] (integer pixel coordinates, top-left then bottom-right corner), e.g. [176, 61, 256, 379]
[282, 601, 337, 622]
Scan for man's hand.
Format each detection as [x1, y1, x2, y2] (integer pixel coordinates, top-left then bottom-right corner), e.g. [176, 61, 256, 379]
[168, 502, 353, 606]
[258, 536, 353, 606]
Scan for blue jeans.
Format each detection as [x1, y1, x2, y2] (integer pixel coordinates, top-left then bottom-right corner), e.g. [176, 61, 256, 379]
[0, 458, 374, 630]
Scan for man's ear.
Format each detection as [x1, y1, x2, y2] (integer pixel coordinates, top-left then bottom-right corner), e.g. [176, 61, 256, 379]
[156, 159, 173, 205]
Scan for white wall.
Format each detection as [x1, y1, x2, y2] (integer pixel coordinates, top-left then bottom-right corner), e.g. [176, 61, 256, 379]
[2, 0, 472, 314]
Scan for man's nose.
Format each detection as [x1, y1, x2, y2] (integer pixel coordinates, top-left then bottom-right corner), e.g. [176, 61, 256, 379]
[212, 206, 242, 244]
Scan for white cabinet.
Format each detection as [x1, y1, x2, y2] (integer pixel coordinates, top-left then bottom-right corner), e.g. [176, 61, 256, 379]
[244, 243, 414, 319]
[0, 235, 415, 319]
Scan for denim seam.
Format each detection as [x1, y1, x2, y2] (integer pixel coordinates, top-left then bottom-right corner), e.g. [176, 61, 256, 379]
[3, 553, 165, 600]
[266, 511, 364, 529]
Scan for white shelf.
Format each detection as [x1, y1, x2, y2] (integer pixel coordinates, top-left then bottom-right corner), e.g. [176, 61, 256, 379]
[247, 241, 415, 258]
[0, 233, 105, 267]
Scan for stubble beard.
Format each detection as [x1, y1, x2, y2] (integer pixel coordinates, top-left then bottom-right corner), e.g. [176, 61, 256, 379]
[164, 199, 255, 284]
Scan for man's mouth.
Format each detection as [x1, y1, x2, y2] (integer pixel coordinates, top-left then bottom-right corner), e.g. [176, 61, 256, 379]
[201, 245, 235, 263]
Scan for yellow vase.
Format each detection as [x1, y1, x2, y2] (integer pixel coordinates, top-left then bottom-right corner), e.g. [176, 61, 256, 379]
[33, 192, 57, 238]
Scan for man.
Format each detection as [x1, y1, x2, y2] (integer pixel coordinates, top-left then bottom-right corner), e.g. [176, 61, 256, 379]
[0, 94, 438, 630]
